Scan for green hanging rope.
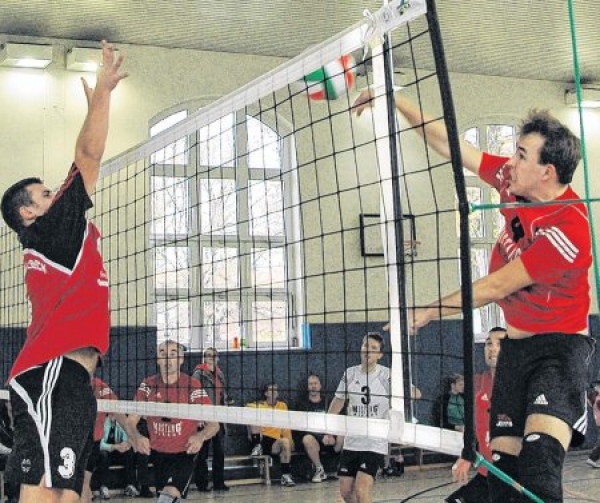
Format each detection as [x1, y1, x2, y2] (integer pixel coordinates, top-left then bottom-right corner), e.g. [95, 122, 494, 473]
[567, 0, 600, 315]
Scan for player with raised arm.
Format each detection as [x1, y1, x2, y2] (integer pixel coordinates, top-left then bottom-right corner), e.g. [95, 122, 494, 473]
[354, 89, 593, 503]
[1, 41, 127, 503]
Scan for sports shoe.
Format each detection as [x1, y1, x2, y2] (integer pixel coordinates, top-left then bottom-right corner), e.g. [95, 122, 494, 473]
[281, 474, 296, 487]
[251, 444, 263, 456]
[99, 486, 111, 500]
[124, 484, 140, 497]
[587, 458, 600, 468]
[312, 465, 327, 483]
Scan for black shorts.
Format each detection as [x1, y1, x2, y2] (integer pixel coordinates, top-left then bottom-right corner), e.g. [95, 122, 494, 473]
[490, 333, 594, 447]
[151, 450, 196, 494]
[337, 449, 384, 479]
[445, 472, 488, 503]
[261, 436, 277, 455]
[7, 357, 96, 495]
[86, 441, 101, 472]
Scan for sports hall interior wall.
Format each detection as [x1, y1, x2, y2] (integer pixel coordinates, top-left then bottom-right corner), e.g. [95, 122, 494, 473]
[1, 317, 599, 451]
[0, 36, 598, 314]
[1, 36, 600, 452]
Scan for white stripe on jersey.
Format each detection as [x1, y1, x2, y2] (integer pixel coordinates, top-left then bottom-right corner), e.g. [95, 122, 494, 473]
[538, 227, 578, 263]
[191, 389, 208, 402]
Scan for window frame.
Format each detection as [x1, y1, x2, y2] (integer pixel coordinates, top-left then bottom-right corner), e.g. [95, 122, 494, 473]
[460, 119, 519, 341]
[148, 100, 300, 352]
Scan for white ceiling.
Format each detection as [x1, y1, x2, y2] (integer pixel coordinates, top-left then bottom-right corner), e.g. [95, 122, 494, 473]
[0, 0, 598, 83]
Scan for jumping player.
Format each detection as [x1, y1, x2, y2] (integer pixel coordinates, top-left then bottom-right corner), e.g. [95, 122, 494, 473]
[354, 89, 593, 503]
[1, 41, 127, 503]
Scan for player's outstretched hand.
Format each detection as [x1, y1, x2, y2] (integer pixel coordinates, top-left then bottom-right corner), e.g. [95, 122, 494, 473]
[451, 458, 472, 485]
[81, 40, 128, 105]
[407, 307, 436, 335]
[352, 88, 375, 117]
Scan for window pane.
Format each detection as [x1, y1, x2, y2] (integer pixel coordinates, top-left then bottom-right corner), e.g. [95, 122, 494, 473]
[462, 127, 479, 177]
[471, 246, 488, 280]
[490, 190, 505, 239]
[155, 246, 190, 289]
[456, 187, 484, 238]
[199, 114, 235, 167]
[252, 300, 287, 344]
[247, 116, 281, 170]
[156, 300, 190, 346]
[203, 300, 240, 348]
[199, 179, 237, 235]
[487, 125, 516, 156]
[202, 247, 239, 289]
[150, 110, 188, 165]
[252, 247, 285, 289]
[248, 180, 284, 237]
[151, 176, 189, 235]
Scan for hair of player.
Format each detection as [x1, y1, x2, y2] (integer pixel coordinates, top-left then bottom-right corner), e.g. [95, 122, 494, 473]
[489, 326, 507, 333]
[0, 177, 43, 233]
[203, 346, 218, 357]
[364, 331, 384, 352]
[520, 109, 581, 184]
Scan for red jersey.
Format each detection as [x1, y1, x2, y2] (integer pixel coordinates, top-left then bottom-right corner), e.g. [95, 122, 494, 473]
[474, 371, 494, 476]
[9, 167, 110, 381]
[479, 153, 591, 334]
[192, 362, 225, 405]
[92, 377, 118, 442]
[134, 373, 210, 453]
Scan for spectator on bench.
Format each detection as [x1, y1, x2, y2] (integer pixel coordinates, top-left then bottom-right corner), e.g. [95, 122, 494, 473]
[93, 414, 138, 499]
[83, 376, 127, 502]
[134, 418, 154, 498]
[248, 383, 296, 487]
[0, 398, 19, 503]
[294, 373, 343, 482]
[192, 347, 230, 492]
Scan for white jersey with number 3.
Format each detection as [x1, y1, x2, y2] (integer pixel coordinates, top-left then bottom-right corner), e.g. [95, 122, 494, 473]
[335, 364, 390, 454]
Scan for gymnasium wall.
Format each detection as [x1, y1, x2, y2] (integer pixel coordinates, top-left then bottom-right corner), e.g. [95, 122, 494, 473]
[1, 36, 599, 319]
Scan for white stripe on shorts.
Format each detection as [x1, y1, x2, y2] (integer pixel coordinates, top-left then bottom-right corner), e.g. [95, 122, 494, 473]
[9, 356, 64, 488]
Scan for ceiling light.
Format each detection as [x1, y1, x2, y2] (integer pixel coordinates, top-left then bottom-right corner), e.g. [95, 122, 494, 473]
[0, 43, 53, 69]
[66, 47, 117, 72]
[564, 86, 600, 108]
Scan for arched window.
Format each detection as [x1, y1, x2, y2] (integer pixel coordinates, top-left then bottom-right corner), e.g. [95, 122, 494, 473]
[458, 121, 518, 340]
[149, 104, 292, 351]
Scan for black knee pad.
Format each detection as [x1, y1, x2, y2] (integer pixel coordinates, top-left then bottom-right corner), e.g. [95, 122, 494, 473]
[518, 432, 565, 503]
[487, 451, 521, 503]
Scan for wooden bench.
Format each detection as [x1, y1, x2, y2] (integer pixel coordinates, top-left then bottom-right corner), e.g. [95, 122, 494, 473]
[224, 454, 272, 485]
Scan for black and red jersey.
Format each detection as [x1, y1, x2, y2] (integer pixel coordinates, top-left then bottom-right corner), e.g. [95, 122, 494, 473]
[479, 153, 591, 334]
[9, 166, 110, 381]
[134, 373, 210, 453]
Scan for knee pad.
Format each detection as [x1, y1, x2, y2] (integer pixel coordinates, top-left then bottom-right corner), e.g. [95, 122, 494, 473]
[487, 451, 520, 503]
[518, 432, 565, 503]
[157, 492, 180, 503]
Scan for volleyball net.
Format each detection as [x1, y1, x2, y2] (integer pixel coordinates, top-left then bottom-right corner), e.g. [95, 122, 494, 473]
[0, 0, 475, 458]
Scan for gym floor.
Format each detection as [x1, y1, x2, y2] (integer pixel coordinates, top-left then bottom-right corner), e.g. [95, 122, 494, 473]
[103, 449, 599, 502]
